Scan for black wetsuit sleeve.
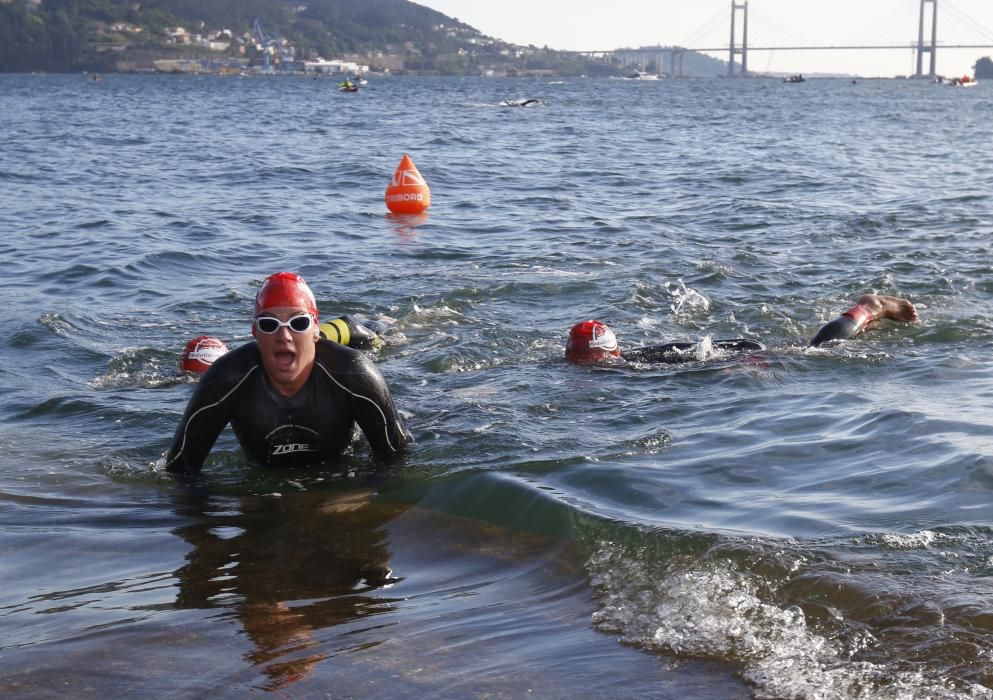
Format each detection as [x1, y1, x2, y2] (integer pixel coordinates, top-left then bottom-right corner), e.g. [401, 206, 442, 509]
[165, 355, 254, 475]
[808, 305, 873, 347]
[808, 316, 859, 347]
[316, 350, 411, 461]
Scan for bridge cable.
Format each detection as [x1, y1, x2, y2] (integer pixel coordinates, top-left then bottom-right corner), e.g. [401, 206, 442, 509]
[678, 5, 731, 50]
[942, 0, 993, 44]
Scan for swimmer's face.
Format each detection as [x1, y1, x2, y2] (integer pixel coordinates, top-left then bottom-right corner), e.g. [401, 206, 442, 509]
[566, 346, 615, 364]
[253, 306, 318, 396]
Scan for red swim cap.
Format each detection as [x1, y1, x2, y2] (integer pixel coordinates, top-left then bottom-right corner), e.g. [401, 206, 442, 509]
[565, 320, 621, 364]
[254, 272, 318, 320]
[181, 336, 229, 373]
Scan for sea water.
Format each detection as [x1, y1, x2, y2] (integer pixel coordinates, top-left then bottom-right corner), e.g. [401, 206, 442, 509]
[1, 73, 992, 698]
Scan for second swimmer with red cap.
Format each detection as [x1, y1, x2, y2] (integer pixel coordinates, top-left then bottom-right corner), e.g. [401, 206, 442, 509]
[565, 320, 764, 365]
[166, 272, 411, 475]
[565, 293, 918, 364]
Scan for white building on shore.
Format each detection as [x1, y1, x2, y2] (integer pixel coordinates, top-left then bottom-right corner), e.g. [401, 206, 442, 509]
[302, 58, 368, 75]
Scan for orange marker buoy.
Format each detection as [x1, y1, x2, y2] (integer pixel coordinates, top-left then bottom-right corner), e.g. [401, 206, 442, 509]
[385, 154, 431, 214]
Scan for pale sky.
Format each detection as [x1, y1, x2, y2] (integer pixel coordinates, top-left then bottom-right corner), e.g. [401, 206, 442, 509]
[419, 0, 993, 77]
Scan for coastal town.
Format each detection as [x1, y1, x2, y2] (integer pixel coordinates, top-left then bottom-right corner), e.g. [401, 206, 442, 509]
[0, 0, 623, 77]
[77, 17, 567, 77]
[140, 23, 371, 76]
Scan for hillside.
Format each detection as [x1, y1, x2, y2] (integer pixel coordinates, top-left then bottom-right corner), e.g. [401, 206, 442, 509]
[0, 0, 724, 77]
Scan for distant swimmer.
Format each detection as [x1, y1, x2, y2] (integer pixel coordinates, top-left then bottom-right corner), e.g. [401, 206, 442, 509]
[808, 293, 918, 347]
[500, 98, 542, 107]
[565, 320, 764, 365]
[166, 272, 410, 475]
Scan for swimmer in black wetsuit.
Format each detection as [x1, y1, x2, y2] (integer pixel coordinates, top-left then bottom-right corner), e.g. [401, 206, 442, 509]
[808, 293, 918, 347]
[564, 293, 918, 364]
[166, 272, 410, 476]
[500, 98, 542, 107]
[564, 319, 764, 365]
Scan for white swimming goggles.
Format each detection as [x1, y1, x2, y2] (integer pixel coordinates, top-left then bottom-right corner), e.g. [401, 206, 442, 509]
[254, 314, 315, 334]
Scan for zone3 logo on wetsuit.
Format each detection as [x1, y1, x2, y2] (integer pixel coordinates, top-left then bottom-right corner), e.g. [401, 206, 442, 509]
[165, 340, 410, 474]
[271, 442, 318, 456]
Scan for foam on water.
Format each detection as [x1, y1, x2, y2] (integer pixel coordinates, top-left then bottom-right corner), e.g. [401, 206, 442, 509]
[587, 535, 993, 699]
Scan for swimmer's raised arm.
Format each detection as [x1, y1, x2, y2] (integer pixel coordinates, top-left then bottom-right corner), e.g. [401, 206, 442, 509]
[809, 294, 918, 347]
[854, 294, 919, 323]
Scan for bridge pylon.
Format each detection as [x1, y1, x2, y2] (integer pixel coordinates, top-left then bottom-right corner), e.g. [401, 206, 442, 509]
[915, 0, 938, 78]
[728, 1, 749, 77]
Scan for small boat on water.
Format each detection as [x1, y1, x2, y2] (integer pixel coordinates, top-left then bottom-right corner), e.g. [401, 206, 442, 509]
[784, 74, 805, 83]
[946, 75, 978, 87]
[626, 70, 660, 80]
[338, 85, 359, 92]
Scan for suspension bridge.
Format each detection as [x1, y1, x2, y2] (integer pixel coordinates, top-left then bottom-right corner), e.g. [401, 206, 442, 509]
[578, 0, 993, 78]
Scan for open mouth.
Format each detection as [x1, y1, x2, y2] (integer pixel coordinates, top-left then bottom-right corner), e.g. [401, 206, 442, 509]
[273, 350, 296, 369]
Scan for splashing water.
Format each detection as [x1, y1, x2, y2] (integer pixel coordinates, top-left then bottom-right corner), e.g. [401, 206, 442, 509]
[587, 539, 992, 700]
[666, 279, 711, 319]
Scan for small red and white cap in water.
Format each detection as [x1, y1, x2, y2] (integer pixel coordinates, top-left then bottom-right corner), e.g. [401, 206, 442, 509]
[181, 336, 229, 373]
[565, 320, 621, 364]
[254, 272, 319, 320]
